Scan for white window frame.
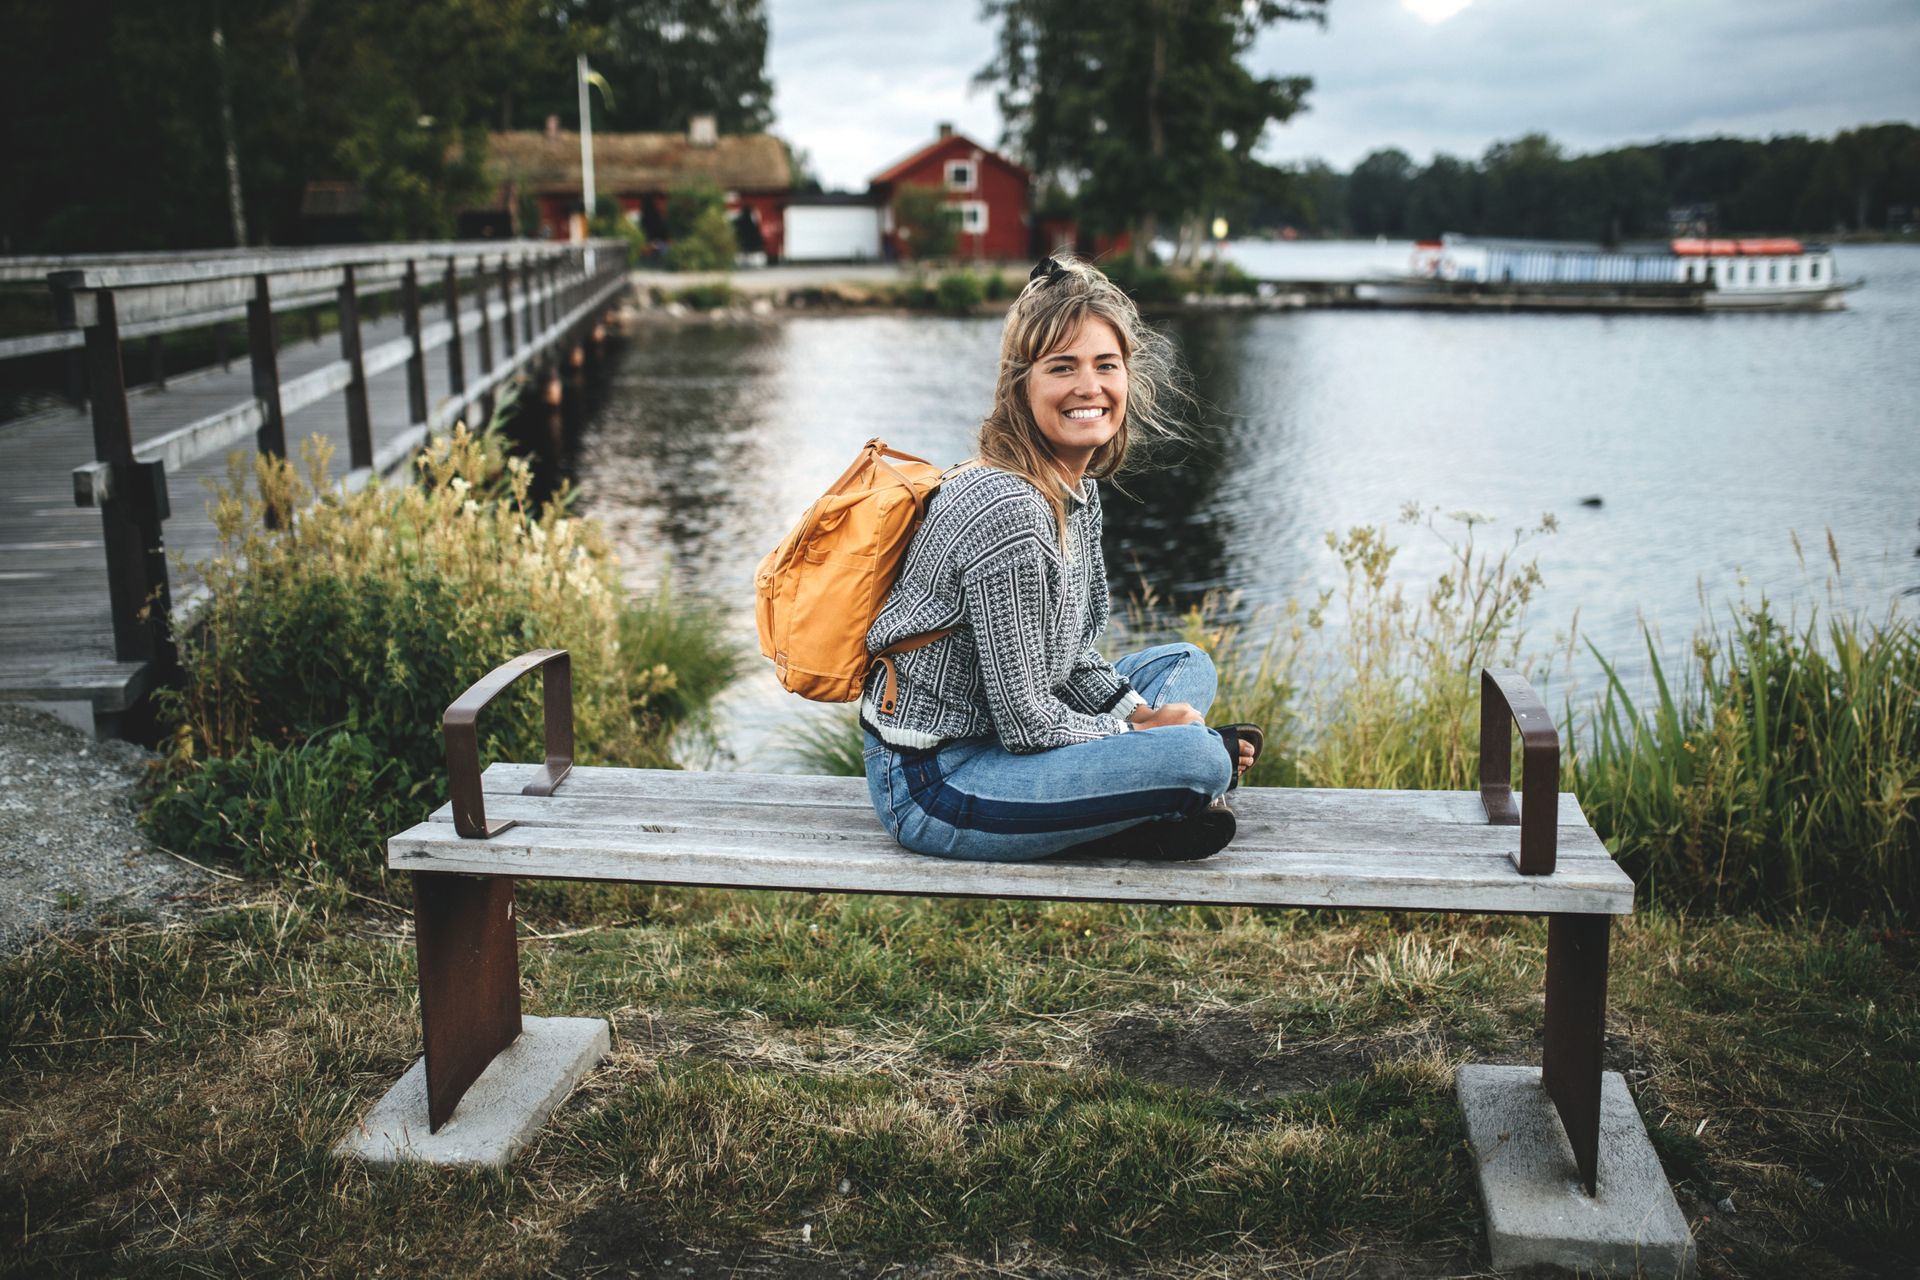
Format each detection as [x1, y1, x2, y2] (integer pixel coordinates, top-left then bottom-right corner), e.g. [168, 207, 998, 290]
[954, 200, 988, 234]
[945, 159, 976, 192]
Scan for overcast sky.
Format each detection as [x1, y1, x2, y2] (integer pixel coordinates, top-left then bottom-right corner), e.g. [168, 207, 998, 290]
[767, 0, 1920, 191]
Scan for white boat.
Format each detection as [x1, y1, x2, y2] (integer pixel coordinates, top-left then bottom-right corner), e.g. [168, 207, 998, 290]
[1362, 234, 1857, 312]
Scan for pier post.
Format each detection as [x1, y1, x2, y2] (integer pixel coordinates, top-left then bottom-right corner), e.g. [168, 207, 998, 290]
[76, 289, 172, 667]
[337, 264, 373, 471]
[533, 253, 549, 333]
[247, 274, 286, 460]
[63, 346, 89, 409]
[442, 258, 466, 406]
[402, 261, 428, 428]
[474, 256, 496, 427]
[497, 257, 518, 361]
[520, 258, 536, 346]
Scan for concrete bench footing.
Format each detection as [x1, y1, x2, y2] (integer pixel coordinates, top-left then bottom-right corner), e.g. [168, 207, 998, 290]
[335, 1015, 609, 1167]
[1458, 1065, 1696, 1278]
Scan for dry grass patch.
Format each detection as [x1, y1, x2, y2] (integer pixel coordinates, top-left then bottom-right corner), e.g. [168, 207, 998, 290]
[3, 886, 1913, 1277]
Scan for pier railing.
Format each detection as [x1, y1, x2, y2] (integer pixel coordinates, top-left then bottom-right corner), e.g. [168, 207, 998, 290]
[37, 239, 629, 670]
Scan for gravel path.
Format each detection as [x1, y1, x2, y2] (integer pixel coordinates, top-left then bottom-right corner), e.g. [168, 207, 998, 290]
[0, 703, 210, 954]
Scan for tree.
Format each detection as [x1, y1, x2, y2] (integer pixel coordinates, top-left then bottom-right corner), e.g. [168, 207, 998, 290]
[518, 0, 773, 134]
[980, 0, 1325, 264]
[1479, 133, 1569, 237]
[1405, 154, 1477, 239]
[894, 184, 958, 262]
[1347, 148, 1414, 236]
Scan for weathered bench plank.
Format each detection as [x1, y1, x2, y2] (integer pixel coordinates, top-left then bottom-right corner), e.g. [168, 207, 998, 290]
[472, 763, 1593, 827]
[419, 792, 1616, 864]
[391, 776, 1633, 915]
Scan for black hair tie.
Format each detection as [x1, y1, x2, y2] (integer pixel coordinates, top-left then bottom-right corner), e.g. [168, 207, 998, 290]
[1029, 256, 1069, 286]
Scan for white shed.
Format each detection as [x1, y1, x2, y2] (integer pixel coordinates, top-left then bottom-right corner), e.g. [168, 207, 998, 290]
[783, 198, 884, 262]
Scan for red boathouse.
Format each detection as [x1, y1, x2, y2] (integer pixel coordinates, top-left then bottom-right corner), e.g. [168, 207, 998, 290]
[869, 124, 1031, 262]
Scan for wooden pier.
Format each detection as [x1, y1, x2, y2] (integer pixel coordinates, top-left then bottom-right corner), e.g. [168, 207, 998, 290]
[0, 241, 630, 735]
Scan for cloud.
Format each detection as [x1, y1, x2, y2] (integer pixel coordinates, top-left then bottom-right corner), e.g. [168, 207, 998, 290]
[765, 0, 1920, 186]
[1249, 0, 1920, 167]
[768, 0, 1004, 190]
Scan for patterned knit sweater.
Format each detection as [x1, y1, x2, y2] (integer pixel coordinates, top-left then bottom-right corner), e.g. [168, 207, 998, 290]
[862, 465, 1146, 753]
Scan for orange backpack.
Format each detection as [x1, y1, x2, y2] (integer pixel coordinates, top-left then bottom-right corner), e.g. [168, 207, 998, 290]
[755, 439, 959, 704]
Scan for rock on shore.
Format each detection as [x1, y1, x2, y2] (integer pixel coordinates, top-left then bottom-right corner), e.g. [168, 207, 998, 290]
[0, 704, 208, 954]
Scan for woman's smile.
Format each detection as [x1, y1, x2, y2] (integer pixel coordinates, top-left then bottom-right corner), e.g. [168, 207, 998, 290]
[1028, 317, 1128, 479]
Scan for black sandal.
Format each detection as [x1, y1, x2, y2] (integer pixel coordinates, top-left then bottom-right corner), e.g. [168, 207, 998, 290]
[1059, 803, 1237, 862]
[1214, 723, 1265, 789]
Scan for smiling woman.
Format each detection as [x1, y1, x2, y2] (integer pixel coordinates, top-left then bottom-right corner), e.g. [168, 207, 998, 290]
[857, 256, 1263, 864]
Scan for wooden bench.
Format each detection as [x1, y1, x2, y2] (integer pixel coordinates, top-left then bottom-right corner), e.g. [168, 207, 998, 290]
[377, 649, 1635, 1203]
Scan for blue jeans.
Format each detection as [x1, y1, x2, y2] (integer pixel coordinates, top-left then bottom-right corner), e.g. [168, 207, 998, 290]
[863, 642, 1234, 862]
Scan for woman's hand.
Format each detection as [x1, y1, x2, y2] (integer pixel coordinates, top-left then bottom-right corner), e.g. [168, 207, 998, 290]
[1128, 702, 1203, 730]
[1128, 705, 1257, 776]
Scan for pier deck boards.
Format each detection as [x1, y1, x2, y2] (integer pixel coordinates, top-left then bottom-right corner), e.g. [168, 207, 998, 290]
[0, 263, 625, 729]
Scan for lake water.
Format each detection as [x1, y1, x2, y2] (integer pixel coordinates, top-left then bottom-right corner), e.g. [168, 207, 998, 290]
[573, 243, 1920, 770]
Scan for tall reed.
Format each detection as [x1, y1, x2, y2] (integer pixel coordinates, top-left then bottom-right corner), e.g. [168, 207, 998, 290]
[1572, 605, 1920, 919]
[792, 504, 1917, 921]
[1150, 506, 1557, 792]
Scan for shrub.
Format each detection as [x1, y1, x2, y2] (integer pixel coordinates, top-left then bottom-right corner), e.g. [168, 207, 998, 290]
[983, 271, 1013, 301]
[934, 270, 985, 312]
[893, 183, 958, 261]
[145, 729, 415, 878]
[670, 282, 737, 311]
[145, 422, 724, 884]
[590, 195, 650, 267]
[1197, 259, 1258, 295]
[1101, 259, 1180, 306]
[665, 183, 738, 271]
[618, 579, 743, 727]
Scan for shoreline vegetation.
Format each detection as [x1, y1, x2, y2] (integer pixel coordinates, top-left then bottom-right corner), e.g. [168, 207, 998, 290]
[4, 413, 1915, 1276]
[636, 258, 1270, 320]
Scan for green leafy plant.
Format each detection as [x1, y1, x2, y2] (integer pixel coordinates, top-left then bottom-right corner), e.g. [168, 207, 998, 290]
[669, 281, 738, 311]
[791, 709, 864, 778]
[893, 183, 958, 261]
[665, 183, 739, 271]
[145, 421, 726, 886]
[1101, 259, 1180, 306]
[933, 270, 985, 312]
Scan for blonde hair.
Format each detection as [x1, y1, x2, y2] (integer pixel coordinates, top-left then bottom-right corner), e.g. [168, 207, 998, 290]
[976, 255, 1189, 533]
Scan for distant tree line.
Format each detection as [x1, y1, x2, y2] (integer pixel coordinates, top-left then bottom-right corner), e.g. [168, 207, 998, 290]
[0, 0, 773, 252]
[1245, 125, 1920, 241]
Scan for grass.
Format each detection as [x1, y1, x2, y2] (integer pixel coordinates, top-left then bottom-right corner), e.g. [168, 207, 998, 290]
[2, 886, 1913, 1276]
[1573, 603, 1920, 920]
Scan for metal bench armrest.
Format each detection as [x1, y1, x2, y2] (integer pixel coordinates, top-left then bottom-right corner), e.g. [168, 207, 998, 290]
[444, 649, 573, 838]
[1479, 667, 1558, 875]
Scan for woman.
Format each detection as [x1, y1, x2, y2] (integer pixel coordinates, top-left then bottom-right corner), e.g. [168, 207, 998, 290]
[860, 255, 1260, 862]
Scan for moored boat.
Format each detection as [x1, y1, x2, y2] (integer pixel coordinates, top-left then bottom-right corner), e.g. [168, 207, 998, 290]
[1362, 234, 1858, 312]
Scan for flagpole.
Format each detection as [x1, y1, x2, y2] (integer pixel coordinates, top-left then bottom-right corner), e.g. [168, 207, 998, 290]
[577, 54, 596, 272]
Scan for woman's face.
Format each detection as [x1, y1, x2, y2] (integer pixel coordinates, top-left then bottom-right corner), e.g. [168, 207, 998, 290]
[1026, 316, 1127, 474]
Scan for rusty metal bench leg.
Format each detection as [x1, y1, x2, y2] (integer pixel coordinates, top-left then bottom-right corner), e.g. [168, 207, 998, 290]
[1542, 911, 1610, 1196]
[414, 871, 521, 1132]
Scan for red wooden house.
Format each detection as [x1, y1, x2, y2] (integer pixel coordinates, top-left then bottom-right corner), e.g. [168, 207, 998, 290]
[869, 125, 1031, 262]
